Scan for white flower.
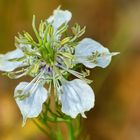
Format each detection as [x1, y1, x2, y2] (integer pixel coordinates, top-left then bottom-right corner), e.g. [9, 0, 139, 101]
[14, 81, 48, 126]
[59, 79, 95, 118]
[0, 7, 119, 126]
[47, 8, 72, 30]
[0, 49, 24, 72]
[75, 38, 119, 68]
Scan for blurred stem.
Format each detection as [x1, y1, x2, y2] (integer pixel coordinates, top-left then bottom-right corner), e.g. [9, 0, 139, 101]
[67, 119, 75, 140]
[33, 116, 82, 140]
[75, 116, 82, 138]
[32, 119, 49, 137]
[56, 123, 64, 140]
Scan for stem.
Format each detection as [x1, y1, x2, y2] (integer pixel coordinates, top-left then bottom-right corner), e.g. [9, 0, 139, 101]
[33, 119, 56, 140]
[75, 116, 82, 138]
[67, 119, 75, 140]
[32, 119, 48, 137]
[56, 123, 64, 140]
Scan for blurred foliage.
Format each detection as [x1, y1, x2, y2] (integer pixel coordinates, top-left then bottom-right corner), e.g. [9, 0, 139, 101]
[1, 0, 140, 140]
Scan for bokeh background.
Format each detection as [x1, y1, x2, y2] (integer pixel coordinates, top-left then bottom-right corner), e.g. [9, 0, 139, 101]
[0, 0, 140, 140]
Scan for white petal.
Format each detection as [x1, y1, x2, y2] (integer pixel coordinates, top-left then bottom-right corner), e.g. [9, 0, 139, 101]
[14, 82, 48, 126]
[4, 48, 24, 59]
[47, 9, 72, 30]
[0, 58, 23, 72]
[59, 79, 95, 118]
[0, 49, 24, 72]
[75, 38, 115, 68]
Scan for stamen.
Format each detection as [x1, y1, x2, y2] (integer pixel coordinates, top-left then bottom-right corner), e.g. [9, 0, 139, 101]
[8, 71, 27, 79]
[27, 68, 46, 94]
[57, 64, 86, 80]
[5, 68, 27, 79]
[15, 69, 46, 99]
[57, 64, 92, 83]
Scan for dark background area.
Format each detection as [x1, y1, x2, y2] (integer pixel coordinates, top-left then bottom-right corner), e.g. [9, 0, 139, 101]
[0, 0, 140, 140]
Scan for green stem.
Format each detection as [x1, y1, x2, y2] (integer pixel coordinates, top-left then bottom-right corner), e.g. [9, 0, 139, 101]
[56, 123, 64, 140]
[32, 119, 48, 137]
[75, 116, 82, 138]
[67, 119, 75, 140]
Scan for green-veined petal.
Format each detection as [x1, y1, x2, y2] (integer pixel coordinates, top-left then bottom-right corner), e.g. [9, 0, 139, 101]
[59, 79, 95, 118]
[0, 49, 24, 72]
[75, 38, 119, 68]
[14, 82, 48, 126]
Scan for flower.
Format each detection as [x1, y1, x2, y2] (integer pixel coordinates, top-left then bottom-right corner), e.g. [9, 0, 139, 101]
[0, 7, 118, 126]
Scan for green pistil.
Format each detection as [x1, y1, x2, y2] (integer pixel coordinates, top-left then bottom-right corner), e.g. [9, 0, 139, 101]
[39, 42, 56, 66]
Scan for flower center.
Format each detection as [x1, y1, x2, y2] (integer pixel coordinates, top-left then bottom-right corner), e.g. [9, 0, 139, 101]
[40, 42, 56, 66]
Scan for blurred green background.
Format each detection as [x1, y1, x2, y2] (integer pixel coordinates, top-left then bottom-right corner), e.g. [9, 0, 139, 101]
[0, 0, 140, 140]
